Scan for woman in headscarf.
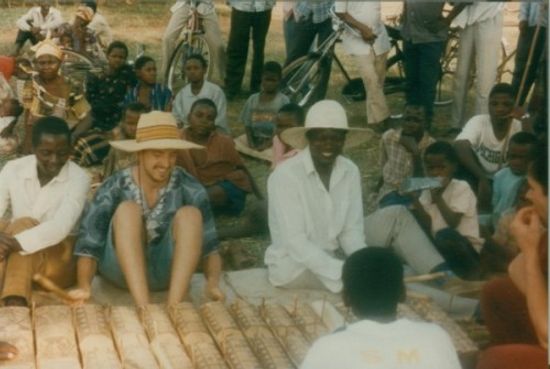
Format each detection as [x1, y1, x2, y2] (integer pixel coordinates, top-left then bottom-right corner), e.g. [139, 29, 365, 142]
[21, 38, 91, 153]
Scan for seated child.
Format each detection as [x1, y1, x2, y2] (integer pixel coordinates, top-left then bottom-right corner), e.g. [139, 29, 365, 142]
[414, 141, 482, 280]
[172, 54, 228, 133]
[491, 131, 537, 227]
[177, 98, 252, 215]
[454, 83, 523, 211]
[271, 102, 304, 169]
[377, 104, 435, 207]
[124, 56, 172, 112]
[239, 61, 289, 151]
[301, 248, 462, 369]
[0, 98, 23, 167]
[101, 102, 148, 180]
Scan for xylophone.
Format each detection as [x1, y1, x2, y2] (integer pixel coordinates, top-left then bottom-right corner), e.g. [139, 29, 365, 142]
[0, 296, 478, 369]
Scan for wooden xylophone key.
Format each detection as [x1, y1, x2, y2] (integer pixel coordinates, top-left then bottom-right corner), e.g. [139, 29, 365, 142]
[0, 307, 35, 369]
[285, 301, 329, 343]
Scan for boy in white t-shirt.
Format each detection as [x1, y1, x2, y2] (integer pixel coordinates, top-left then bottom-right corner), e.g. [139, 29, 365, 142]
[413, 141, 482, 280]
[454, 83, 523, 211]
[300, 247, 462, 369]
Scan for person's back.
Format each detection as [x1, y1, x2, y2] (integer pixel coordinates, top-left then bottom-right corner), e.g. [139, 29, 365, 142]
[300, 247, 461, 369]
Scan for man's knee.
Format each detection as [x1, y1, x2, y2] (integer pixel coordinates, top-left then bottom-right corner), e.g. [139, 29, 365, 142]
[113, 201, 142, 221]
[174, 206, 202, 225]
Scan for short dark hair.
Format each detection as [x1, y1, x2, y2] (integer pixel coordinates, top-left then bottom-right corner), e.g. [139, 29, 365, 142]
[125, 102, 149, 115]
[489, 83, 514, 99]
[510, 131, 537, 147]
[343, 248, 404, 317]
[424, 141, 459, 165]
[32, 116, 71, 148]
[185, 54, 208, 69]
[82, 0, 97, 13]
[134, 55, 155, 71]
[107, 41, 129, 58]
[262, 61, 283, 78]
[279, 103, 305, 125]
[529, 143, 548, 194]
[190, 98, 217, 116]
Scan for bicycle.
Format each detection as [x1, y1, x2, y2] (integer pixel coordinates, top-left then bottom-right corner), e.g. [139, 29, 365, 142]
[165, 2, 212, 93]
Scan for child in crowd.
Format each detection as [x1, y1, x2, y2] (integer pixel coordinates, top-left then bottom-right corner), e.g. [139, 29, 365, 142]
[172, 54, 228, 133]
[271, 102, 304, 169]
[177, 98, 252, 215]
[454, 83, 523, 211]
[102, 102, 148, 180]
[491, 131, 537, 227]
[377, 104, 435, 207]
[239, 61, 289, 151]
[0, 98, 23, 168]
[73, 41, 137, 167]
[124, 56, 171, 112]
[412, 141, 482, 280]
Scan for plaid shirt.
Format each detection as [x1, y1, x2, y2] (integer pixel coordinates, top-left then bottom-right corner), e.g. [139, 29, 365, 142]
[294, 0, 334, 24]
[378, 128, 435, 200]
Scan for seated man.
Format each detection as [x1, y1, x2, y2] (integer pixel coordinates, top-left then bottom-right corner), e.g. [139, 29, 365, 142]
[300, 247, 462, 369]
[70, 111, 224, 307]
[0, 116, 91, 307]
[13, 0, 63, 55]
[83, 1, 113, 50]
[265, 100, 368, 293]
[178, 98, 252, 216]
[454, 83, 523, 211]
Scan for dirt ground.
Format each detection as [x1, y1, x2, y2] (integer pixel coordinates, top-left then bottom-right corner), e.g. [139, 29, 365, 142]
[0, 2, 522, 267]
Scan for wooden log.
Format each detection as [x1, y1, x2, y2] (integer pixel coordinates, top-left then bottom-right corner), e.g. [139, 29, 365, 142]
[200, 301, 262, 369]
[230, 299, 294, 369]
[109, 306, 159, 369]
[0, 307, 35, 369]
[259, 303, 310, 367]
[168, 302, 228, 369]
[141, 305, 193, 369]
[74, 305, 122, 369]
[34, 305, 81, 369]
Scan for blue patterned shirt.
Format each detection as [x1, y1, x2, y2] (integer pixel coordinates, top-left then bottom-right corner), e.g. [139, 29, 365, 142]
[124, 82, 172, 112]
[74, 167, 219, 261]
[294, 0, 334, 24]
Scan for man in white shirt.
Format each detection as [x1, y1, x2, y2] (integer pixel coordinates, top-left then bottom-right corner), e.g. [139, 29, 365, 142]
[300, 247, 462, 369]
[265, 100, 367, 293]
[160, 0, 226, 84]
[0, 116, 90, 306]
[84, 1, 113, 49]
[13, 0, 64, 56]
[450, 2, 504, 128]
[335, 1, 391, 128]
[454, 83, 522, 211]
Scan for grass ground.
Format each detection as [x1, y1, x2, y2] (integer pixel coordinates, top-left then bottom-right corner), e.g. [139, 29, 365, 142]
[0, 2, 520, 269]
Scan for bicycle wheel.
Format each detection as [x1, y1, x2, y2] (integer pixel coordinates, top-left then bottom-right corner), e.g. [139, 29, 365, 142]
[166, 34, 211, 94]
[281, 54, 324, 107]
[61, 49, 96, 84]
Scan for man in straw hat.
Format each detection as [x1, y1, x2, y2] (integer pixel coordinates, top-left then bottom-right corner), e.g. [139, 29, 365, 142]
[264, 100, 369, 293]
[69, 111, 224, 307]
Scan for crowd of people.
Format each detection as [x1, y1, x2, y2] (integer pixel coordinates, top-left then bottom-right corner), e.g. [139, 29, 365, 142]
[0, 1, 548, 368]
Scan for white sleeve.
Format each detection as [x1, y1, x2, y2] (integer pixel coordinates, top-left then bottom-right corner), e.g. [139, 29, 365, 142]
[334, 1, 347, 13]
[455, 116, 482, 147]
[41, 9, 64, 31]
[268, 171, 343, 282]
[448, 181, 476, 216]
[14, 171, 91, 254]
[0, 162, 12, 219]
[171, 91, 186, 126]
[16, 9, 34, 31]
[338, 166, 367, 255]
[432, 327, 463, 369]
[300, 339, 333, 369]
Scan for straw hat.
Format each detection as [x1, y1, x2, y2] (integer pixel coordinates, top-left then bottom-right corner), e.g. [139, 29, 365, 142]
[281, 100, 371, 149]
[110, 111, 203, 152]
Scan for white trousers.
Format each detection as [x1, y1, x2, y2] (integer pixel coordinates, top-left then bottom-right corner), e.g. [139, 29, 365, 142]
[160, 5, 226, 84]
[354, 52, 390, 125]
[450, 13, 504, 127]
[364, 205, 445, 274]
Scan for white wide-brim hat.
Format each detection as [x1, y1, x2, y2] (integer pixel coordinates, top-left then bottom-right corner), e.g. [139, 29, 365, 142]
[281, 100, 371, 150]
[110, 111, 203, 152]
